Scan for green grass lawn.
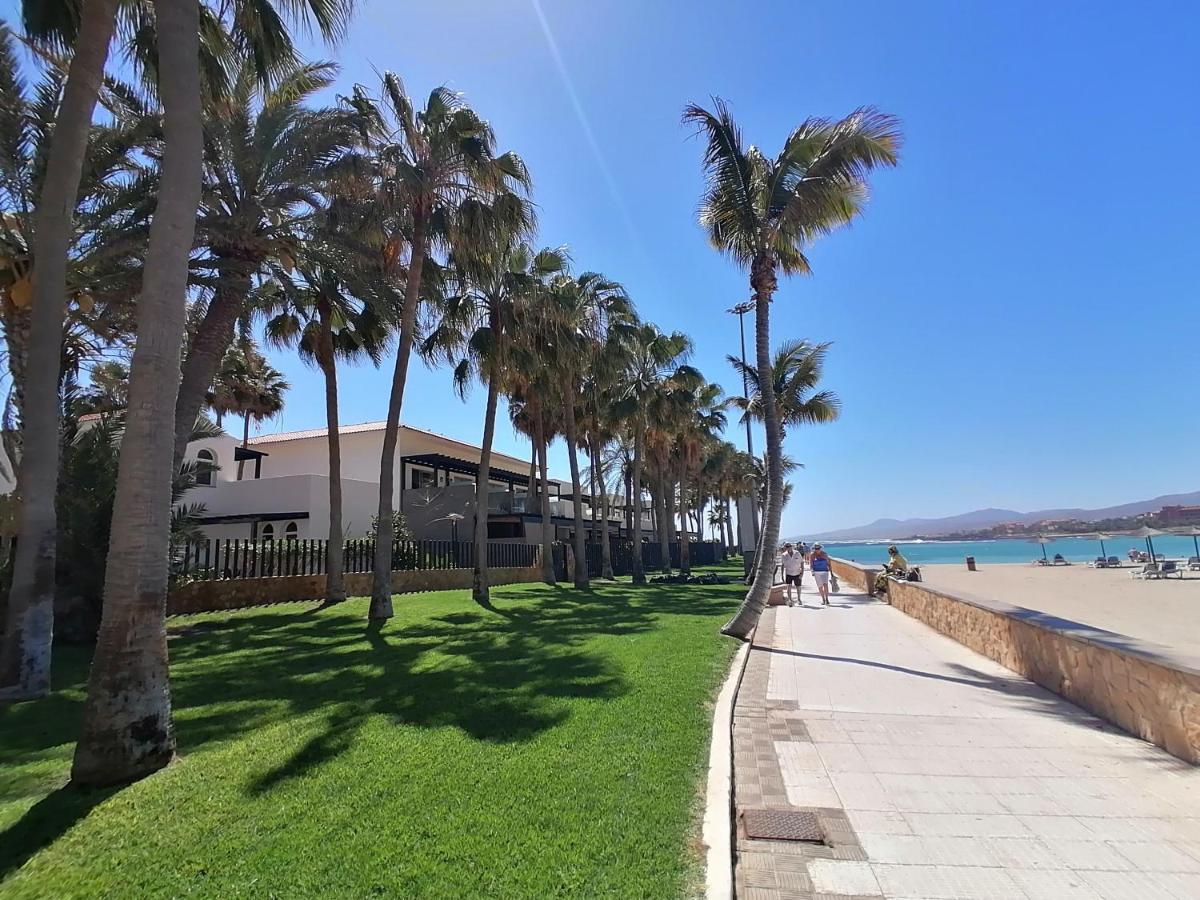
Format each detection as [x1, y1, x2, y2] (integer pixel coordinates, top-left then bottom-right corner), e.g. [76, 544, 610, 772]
[0, 567, 742, 898]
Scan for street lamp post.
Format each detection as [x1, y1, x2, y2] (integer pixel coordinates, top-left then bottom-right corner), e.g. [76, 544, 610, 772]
[727, 299, 760, 563]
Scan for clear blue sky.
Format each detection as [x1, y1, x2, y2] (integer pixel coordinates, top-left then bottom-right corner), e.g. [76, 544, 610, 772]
[15, 0, 1200, 536]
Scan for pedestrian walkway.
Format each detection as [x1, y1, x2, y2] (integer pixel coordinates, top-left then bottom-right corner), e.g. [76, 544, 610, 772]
[732, 579, 1200, 899]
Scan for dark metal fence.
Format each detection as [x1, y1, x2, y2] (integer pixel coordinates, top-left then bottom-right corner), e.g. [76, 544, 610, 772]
[581, 540, 729, 578]
[175, 538, 538, 581]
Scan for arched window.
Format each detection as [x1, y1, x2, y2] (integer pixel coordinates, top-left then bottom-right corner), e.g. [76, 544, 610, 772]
[261, 523, 274, 541]
[195, 448, 215, 486]
[284, 521, 298, 540]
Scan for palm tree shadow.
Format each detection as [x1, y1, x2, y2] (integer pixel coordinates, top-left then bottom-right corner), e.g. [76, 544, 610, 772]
[0, 785, 117, 882]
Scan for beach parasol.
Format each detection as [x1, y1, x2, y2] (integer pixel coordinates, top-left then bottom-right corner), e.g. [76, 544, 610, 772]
[1028, 534, 1053, 562]
[1089, 532, 1112, 559]
[1175, 525, 1200, 558]
[1126, 524, 1166, 561]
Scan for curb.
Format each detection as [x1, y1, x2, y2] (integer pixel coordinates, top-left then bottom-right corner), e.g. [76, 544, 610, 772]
[703, 639, 751, 900]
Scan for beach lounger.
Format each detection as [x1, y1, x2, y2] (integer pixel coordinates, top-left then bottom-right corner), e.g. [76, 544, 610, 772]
[1091, 557, 1107, 568]
[1107, 556, 1121, 568]
[1159, 561, 1183, 578]
[1132, 563, 1160, 580]
[1188, 556, 1200, 571]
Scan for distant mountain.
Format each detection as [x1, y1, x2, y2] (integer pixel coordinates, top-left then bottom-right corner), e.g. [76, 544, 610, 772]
[807, 491, 1200, 542]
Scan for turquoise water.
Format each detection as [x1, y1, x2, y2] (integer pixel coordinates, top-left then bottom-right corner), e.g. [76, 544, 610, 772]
[824, 535, 1200, 566]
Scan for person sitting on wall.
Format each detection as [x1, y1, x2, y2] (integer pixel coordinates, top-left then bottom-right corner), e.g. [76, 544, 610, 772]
[873, 545, 908, 596]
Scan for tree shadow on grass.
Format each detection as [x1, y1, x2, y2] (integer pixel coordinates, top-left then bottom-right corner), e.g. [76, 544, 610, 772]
[0, 578, 741, 875]
[0, 784, 117, 881]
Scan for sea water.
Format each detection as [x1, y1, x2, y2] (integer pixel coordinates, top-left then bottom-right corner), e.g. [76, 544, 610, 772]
[820, 535, 1200, 566]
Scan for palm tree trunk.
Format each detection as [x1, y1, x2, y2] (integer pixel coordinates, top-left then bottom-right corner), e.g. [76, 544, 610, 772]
[666, 480, 677, 541]
[527, 448, 537, 503]
[630, 425, 646, 584]
[370, 216, 428, 619]
[237, 413, 250, 480]
[723, 259, 782, 639]
[535, 411, 555, 584]
[319, 314, 345, 604]
[563, 394, 588, 588]
[171, 275, 248, 472]
[594, 437, 614, 579]
[678, 462, 690, 575]
[71, 0, 203, 785]
[472, 370, 500, 606]
[656, 474, 670, 573]
[624, 467, 633, 534]
[0, 0, 120, 699]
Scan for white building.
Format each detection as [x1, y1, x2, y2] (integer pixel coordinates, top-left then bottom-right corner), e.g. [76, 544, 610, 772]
[181, 421, 655, 544]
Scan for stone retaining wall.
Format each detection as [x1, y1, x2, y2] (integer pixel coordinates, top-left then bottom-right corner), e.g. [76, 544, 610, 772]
[886, 578, 1200, 764]
[830, 557, 881, 593]
[168, 565, 543, 616]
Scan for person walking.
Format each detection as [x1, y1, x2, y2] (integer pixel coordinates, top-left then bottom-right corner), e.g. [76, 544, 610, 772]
[810, 543, 832, 606]
[780, 542, 805, 607]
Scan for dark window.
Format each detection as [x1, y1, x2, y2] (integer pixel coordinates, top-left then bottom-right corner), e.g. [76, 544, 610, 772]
[411, 468, 436, 489]
[261, 523, 274, 540]
[284, 521, 298, 540]
[196, 449, 215, 486]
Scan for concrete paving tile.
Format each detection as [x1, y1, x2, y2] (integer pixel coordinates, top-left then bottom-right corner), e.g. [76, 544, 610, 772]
[1038, 838, 1133, 871]
[1008, 867, 1103, 899]
[1105, 840, 1200, 873]
[871, 864, 1026, 899]
[903, 812, 1033, 838]
[807, 859, 881, 896]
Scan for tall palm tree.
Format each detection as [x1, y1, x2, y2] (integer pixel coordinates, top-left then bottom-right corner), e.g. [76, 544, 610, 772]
[171, 59, 360, 470]
[266, 247, 388, 603]
[683, 99, 900, 638]
[0, 0, 120, 700]
[70, 0, 204, 786]
[6, 0, 356, 701]
[423, 196, 560, 606]
[544, 271, 630, 589]
[350, 75, 532, 620]
[610, 324, 695, 584]
[728, 339, 840, 439]
[207, 341, 289, 476]
[674, 382, 725, 574]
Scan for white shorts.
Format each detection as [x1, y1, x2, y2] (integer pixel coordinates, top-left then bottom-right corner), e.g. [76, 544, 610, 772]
[812, 571, 830, 587]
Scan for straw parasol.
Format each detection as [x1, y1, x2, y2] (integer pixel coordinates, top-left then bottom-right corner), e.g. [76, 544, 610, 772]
[1028, 534, 1054, 562]
[1126, 524, 1166, 561]
[1089, 532, 1112, 559]
[1175, 525, 1200, 558]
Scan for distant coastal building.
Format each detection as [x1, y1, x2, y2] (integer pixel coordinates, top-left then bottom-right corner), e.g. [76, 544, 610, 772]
[1153, 505, 1200, 527]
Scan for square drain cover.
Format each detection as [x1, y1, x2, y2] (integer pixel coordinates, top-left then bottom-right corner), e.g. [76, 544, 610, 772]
[742, 808, 825, 843]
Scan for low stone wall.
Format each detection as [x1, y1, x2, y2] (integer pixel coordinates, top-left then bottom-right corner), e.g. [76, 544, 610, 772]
[168, 565, 543, 616]
[830, 557, 881, 593]
[886, 578, 1200, 764]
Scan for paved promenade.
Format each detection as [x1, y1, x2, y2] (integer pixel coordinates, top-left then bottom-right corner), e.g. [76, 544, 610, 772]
[732, 580, 1200, 899]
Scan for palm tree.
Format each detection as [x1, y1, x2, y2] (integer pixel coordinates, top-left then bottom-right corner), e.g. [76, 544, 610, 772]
[728, 339, 840, 439]
[0, 1, 121, 699]
[422, 195, 560, 606]
[207, 341, 289, 476]
[610, 324, 695, 584]
[5, 0, 356, 702]
[683, 99, 900, 638]
[674, 382, 725, 574]
[69, 0, 204, 786]
[266, 248, 388, 603]
[171, 59, 359, 470]
[350, 75, 532, 620]
[544, 272, 630, 589]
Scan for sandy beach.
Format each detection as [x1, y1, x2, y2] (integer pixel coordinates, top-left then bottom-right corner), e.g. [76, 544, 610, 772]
[919, 561, 1200, 664]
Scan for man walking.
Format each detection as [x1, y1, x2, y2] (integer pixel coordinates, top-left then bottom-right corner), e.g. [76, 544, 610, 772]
[780, 543, 805, 607]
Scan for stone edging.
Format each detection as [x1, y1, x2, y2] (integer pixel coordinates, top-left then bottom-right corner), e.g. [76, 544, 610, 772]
[703, 640, 749, 900]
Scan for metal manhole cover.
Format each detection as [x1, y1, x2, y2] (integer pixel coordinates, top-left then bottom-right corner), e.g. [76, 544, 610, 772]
[742, 808, 825, 843]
